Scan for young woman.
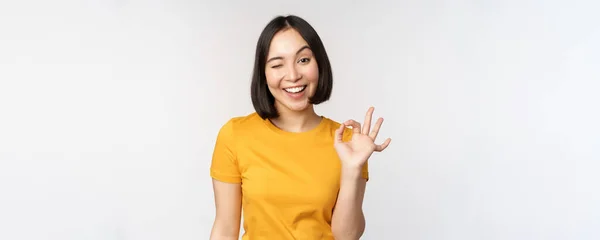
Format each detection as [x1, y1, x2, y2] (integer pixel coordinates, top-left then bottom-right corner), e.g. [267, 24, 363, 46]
[209, 15, 391, 240]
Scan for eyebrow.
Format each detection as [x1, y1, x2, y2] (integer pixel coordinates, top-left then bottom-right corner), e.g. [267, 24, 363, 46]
[266, 45, 311, 63]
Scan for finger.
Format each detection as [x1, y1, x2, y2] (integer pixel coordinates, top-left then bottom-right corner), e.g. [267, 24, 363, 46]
[362, 106, 374, 135]
[375, 138, 391, 152]
[334, 123, 345, 143]
[344, 119, 361, 134]
[369, 117, 384, 140]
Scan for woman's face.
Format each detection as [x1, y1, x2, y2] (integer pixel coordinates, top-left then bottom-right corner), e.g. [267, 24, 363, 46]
[264, 28, 319, 114]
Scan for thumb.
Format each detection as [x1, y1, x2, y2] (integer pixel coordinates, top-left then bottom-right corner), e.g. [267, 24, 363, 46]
[334, 123, 345, 144]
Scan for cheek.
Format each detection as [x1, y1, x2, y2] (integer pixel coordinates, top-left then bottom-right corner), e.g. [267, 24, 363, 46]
[302, 65, 319, 84]
[310, 72, 319, 84]
[265, 70, 281, 88]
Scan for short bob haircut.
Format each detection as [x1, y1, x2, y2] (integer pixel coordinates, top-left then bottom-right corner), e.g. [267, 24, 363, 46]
[250, 15, 333, 119]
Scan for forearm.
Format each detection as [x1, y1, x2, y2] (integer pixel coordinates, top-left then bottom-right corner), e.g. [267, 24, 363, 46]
[209, 219, 240, 240]
[331, 166, 367, 240]
[209, 234, 237, 240]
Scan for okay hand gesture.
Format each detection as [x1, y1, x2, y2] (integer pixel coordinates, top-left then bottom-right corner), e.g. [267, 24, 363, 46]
[334, 107, 391, 169]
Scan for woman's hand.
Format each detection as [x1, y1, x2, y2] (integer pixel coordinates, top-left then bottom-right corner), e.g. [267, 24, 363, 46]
[334, 107, 391, 169]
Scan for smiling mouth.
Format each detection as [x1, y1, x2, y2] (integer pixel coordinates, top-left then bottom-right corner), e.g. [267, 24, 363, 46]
[283, 85, 307, 93]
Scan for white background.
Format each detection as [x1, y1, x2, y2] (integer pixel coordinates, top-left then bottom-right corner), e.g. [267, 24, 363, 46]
[1, 1, 598, 239]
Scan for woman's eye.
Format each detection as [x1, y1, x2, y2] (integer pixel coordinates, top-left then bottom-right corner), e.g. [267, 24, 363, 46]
[298, 58, 310, 63]
[271, 65, 282, 69]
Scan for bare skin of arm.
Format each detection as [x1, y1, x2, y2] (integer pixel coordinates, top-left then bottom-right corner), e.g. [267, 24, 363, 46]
[209, 179, 242, 240]
[331, 107, 391, 239]
[331, 167, 367, 240]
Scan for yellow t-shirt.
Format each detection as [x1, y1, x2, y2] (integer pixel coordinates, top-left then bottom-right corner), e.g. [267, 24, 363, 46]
[210, 112, 369, 239]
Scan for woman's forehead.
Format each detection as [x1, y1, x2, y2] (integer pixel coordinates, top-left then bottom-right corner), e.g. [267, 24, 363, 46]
[268, 29, 310, 57]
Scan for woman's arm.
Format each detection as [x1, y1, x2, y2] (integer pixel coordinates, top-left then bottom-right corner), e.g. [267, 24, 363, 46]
[331, 166, 367, 240]
[209, 179, 242, 240]
[331, 107, 391, 239]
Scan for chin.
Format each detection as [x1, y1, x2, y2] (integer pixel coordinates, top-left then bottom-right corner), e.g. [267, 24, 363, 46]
[284, 100, 310, 112]
[276, 99, 311, 113]
[288, 103, 311, 112]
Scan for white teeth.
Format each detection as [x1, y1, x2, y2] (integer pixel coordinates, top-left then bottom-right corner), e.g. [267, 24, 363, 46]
[284, 86, 306, 93]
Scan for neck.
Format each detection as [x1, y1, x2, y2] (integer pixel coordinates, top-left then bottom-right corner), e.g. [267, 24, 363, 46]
[270, 104, 322, 133]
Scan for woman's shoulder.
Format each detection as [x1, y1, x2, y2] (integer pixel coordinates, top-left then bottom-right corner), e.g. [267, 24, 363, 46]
[321, 116, 341, 126]
[321, 116, 351, 129]
[320, 116, 353, 139]
[215, 112, 263, 143]
[219, 112, 264, 131]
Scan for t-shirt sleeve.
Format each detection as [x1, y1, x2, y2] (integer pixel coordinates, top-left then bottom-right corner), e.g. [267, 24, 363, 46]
[210, 119, 242, 183]
[342, 127, 369, 181]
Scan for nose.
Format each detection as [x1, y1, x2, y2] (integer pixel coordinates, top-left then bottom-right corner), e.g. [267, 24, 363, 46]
[285, 64, 301, 82]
